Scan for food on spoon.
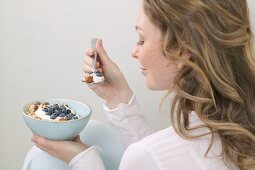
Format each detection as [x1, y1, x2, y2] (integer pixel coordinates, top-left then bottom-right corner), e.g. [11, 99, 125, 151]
[82, 70, 105, 84]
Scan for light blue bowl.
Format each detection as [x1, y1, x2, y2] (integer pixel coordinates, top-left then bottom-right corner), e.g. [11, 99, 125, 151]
[23, 99, 92, 140]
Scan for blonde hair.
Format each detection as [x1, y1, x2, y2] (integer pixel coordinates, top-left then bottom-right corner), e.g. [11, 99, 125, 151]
[143, 0, 255, 169]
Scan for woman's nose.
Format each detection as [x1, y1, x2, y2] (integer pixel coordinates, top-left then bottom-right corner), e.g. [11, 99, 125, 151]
[131, 46, 138, 59]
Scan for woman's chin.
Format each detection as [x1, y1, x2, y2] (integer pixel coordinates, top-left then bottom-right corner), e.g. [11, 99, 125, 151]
[146, 80, 173, 91]
[146, 82, 162, 91]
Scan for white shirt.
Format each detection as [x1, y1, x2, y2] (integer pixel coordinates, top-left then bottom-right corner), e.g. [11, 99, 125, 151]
[69, 95, 234, 170]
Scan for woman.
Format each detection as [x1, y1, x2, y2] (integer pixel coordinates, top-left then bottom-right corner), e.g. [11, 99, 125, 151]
[32, 0, 255, 169]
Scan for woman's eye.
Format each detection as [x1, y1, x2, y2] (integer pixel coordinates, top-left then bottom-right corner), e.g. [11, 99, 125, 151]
[136, 40, 144, 45]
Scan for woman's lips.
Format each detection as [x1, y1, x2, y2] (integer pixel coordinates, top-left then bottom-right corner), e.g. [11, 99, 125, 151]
[140, 68, 147, 75]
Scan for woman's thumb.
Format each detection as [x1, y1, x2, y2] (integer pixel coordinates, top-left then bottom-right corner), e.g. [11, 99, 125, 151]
[96, 39, 110, 63]
[72, 136, 82, 143]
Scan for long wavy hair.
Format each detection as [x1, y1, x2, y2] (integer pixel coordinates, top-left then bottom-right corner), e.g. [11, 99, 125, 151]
[143, 0, 255, 169]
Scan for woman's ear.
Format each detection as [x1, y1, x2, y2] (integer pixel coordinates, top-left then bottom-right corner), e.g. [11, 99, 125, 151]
[177, 52, 190, 70]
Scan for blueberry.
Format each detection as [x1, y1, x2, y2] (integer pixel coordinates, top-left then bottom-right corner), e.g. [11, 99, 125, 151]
[48, 108, 53, 115]
[62, 109, 67, 114]
[59, 113, 66, 117]
[65, 114, 73, 120]
[50, 113, 58, 119]
[53, 104, 59, 107]
[95, 71, 103, 77]
[54, 109, 61, 116]
[73, 116, 78, 119]
[53, 104, 59, 110]
[67, 109, 71, 114]
[60, 105, 66, 110]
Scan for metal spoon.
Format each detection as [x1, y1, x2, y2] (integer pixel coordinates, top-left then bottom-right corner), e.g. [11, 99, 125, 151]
[91, 38, 98, 71]
[82, 38, 105, 85]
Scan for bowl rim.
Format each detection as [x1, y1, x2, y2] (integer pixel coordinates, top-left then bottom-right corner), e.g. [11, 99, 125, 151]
[23, 98, 92, 123]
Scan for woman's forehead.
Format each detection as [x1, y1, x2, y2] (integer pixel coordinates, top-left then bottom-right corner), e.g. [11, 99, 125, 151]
[137, 8, 157, 32]
[136, 7, 148, 29]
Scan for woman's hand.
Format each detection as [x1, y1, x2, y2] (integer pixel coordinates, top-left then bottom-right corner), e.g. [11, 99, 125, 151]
[31, 134, 89, 163]
[83, 39, 133, 109]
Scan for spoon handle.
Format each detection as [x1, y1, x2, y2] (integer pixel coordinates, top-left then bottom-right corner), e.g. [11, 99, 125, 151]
[91, 38, 98, 71]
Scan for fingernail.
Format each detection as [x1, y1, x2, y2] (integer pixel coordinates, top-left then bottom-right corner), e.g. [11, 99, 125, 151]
[89, 49, 93, 54]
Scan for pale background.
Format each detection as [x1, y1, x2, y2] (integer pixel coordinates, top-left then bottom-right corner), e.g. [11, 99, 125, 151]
[0, 0, 254, 170]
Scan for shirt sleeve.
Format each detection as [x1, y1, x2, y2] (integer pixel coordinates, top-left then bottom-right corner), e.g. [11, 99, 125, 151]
[69, 146, 105, 170]
[103, 95, 154, 147]
[68, 142, 158, 170]
[69, 95, 154, 170]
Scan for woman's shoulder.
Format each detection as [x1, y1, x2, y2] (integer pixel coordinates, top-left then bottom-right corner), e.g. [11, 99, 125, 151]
[135, 113, 221, 157]
[122, 127, 225, 170]
[119, 128, 179, 170]
[137, 127, 192, 152]
[123, 120, 231, 169]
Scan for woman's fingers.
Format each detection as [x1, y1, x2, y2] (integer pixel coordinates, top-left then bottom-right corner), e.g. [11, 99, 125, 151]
[31, 134, 89, 162]
[83, 62, 101, 73]
[72, 136, 90, 148]
[84, 39, 111, 73]
[86, 39, 110, 64]
[72, 136, 81, 142]
[96, 39, 110, 64]
[85, 48, 95, 56]
[31, 135, 60, 159]
[31, 135, 57, 152]
[83, 64, 91, 73]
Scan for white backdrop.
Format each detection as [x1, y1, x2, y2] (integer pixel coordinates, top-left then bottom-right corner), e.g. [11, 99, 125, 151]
[0, 0, 254, 169]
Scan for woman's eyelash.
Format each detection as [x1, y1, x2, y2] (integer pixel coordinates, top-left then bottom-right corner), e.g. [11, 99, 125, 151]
[137, 40, 144, 45]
